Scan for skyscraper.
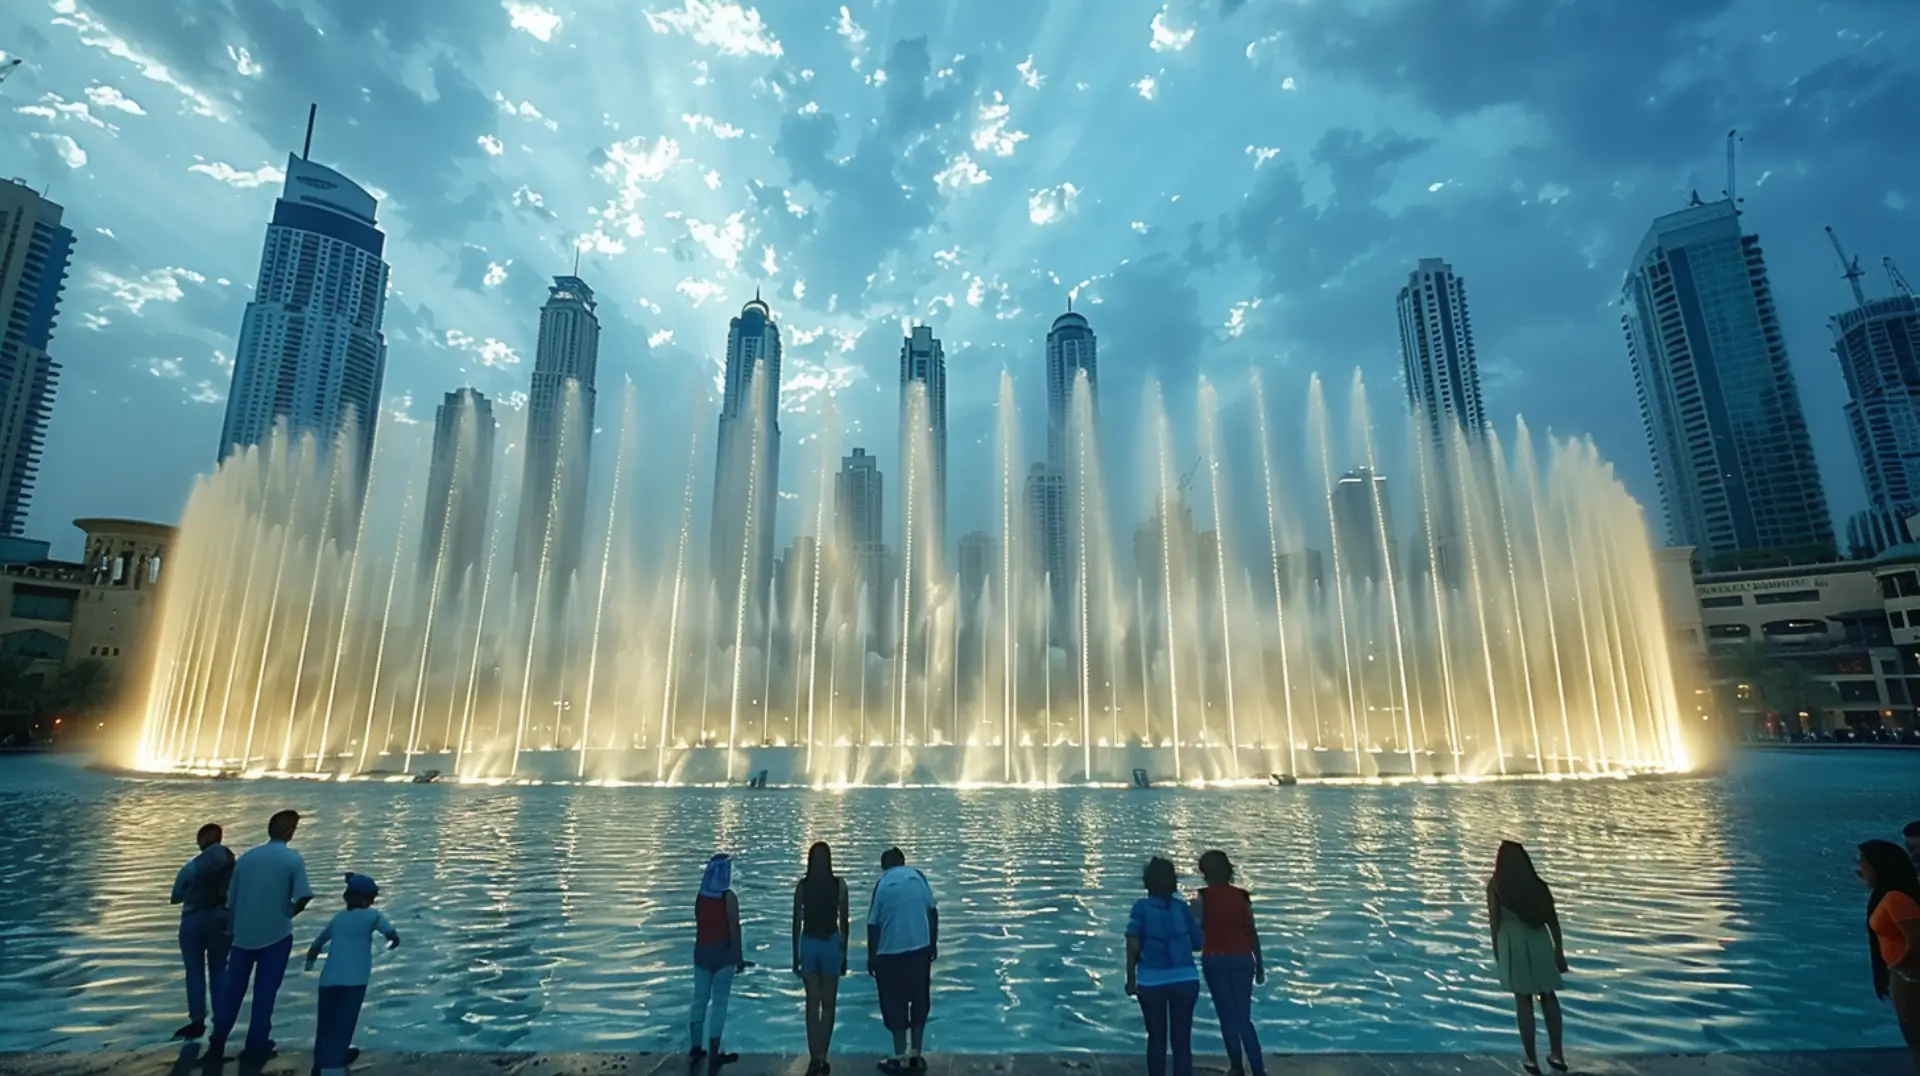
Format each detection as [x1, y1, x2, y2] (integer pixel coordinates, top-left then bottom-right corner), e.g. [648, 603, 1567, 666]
[1396, 259, 1486, 455]
[514, 275, 600, 588]
[712, 295, 783, 619]
[218, 151, 389, 494]
[1045, 308, 1098, 475]
[1024, 462, 1068, 589]
[899, 325, 948, 563]
[833, 446, 886, 642]
[421, 388, 496, 587]
[0, 180, 73, 537]
[957, 531, 996, 609]
[1622, 200, 1833, 560]
[1830, 259, 1920, 536]
[1331, 468, 1393, 584]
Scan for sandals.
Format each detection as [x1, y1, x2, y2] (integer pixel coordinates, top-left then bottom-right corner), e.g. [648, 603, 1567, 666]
[1522, 1064, 1542, 1076]
[1547, 1057, 1569, 1073]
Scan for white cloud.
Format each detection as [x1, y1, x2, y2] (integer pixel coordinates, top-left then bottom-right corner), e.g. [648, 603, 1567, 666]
[147, 357, 182, 379]
[1017, 56, 1045, 89]
[643, 0, 783, 58]
[934, 154, 991, 191]
[483, 262, 510, 288]
[687, 212, 748, 268]
[682, 113, 746, 139]
[18, 93, 111, 130]
[187, 380, 225, 405]
[834, 6, 866, 47]
[1224, 298, 1261, 338]
[761, 245, 780, 276]
[477, 134, 505, 155]
[92, 266, 205, 313]
[933, 247, 961, 268]
[1246, 145, 1279, 166]
[1134, 76, 1158, 100]
[33, 132, 88, 169]
[51, 0, 223, 118]
[1130, 221, 1149, 233]
[444, 329, 522, 367]
[81, 312, 111, 331]
[1281, 76, 1297, 92]
[83, 84, 144, 116]
[648, 329, 676, 348]
[512, 185, 549, 210]
[972, 93, 1027, 158]
[495, 93, 559, 130]
[791, 279, 806, 300]
[227, 44, 261, 77]
[504, 0, 563, 41]
[1027, 183, 1081, 226]
[1149, 9, 1195, 52]
[703, 168, 722, 190]
[675, 278, 728, 307]
[189, 160, 287, 188]
[783, 356, 860, 412]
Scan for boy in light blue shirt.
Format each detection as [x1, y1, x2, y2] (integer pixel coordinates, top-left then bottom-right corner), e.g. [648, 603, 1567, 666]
[304, 873, 400, 1076]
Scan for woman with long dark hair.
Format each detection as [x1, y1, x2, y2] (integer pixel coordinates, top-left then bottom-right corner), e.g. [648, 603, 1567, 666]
[1857, 839, 1920, 1065]
[1488, 841, 1568, 1075]
[1125, 856, 1204, 1076]
[792, 841, 850, 1075]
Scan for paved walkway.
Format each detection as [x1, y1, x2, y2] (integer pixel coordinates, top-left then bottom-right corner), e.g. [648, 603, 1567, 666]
[0, 1050, 1911, 1076]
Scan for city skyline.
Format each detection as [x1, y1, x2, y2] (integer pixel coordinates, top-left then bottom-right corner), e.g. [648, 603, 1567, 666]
[3, 0, 1915, 561]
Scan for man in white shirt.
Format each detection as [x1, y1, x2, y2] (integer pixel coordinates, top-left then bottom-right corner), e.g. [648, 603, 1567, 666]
[208, 809, 313, 1060]
[866, 846, 937, 1072]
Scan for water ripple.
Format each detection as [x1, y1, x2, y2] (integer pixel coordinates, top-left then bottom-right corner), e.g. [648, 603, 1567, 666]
[0, 750, 1912, 1054]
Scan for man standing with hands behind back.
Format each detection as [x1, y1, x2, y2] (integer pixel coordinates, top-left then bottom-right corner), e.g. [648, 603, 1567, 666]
[867, 846, 937, 1074]
[209, 809, 313, 1060]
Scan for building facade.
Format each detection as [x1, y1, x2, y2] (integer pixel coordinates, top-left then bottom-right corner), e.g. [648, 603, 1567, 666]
[515, 276, 599, 589]
[898, 326, 948, 568]
[1331, 467, 1393, 584]
[218, 154, 390, 497]
[1396, 258, 1486, 458]
[1832, 292, 1920, 535]
[1622, 200, 1833, 564]
[421, 388, 496, 588]
[1045, 309, 1098, 476]
[0, 180, 74, 538]
[712, 297, 783, 622]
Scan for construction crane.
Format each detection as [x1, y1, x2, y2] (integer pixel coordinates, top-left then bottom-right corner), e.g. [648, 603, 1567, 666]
[1825, 225, 1868, 306]
[1723, 129, 1743, 210]
[1889, 257, 1915, 299]
[1178, 457, 1202, 501]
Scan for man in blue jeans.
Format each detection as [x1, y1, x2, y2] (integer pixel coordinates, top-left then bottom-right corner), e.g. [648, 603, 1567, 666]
[169, 822, 235, 1040]
[209, 809, 313, 1060]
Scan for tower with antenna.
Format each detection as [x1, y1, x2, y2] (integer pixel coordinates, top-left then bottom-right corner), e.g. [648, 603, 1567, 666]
[217, 104, 391, 515]
[1827, 227, 1920, 554]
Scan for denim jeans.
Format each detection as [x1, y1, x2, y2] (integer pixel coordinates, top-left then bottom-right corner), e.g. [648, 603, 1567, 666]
[211, 935, 292, 1052]
[1202, 953, 1264, 1075]
[314, 984, 367, 1073]
[689, 964, 736, 1044]
[1136, 979, 1200, 1076]
[179, 909, 230, 1025]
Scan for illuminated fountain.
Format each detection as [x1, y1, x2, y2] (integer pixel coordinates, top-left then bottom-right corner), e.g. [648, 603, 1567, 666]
[131, 368, 1690, 785]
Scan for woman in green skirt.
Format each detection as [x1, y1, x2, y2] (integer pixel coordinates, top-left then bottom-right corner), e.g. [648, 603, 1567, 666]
[1487, 841, 1568, 1075]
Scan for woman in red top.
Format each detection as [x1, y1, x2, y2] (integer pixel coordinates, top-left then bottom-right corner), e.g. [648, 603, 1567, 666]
[1191, 850, 1265, 1076]
[690, 853, 746, 1067]
[1858, 839, 1920, 1064]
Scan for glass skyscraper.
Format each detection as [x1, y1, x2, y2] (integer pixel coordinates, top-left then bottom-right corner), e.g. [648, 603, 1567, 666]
[515, 275, 599, 588]
[1622, 200, 1833, 561]
[712, 296, 783, 620]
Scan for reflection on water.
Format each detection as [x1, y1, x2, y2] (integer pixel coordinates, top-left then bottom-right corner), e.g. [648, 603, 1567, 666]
[0, 751, 1910, 1053]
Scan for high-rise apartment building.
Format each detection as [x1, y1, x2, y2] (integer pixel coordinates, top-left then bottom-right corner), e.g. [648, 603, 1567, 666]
[0, 180, 73, 536]
[420, 388, 496, 587]
[1045, 308, 1098, 475]
[514, 275, 600, 588]
[898, 326, 948, 566]
[835, 447, 883, 547]
[218, 152, 389, 496]
[1622, 200, 1833, 560]
[1831, 273, 1920, 534]
[833, 446, 887, 643]
[1331, 467, 1393, 584]
[957, 530, 996, 609]
[1396, 259, 1486, 457]
[1024, 462, 1068, 591]
[712, 295, 783, 619]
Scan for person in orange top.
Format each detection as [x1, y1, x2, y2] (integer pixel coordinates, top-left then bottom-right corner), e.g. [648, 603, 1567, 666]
[1858, 839, 1920, 1066]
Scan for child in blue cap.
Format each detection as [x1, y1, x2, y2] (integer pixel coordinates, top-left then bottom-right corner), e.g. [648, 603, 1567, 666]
[304, 873, 400, 1075]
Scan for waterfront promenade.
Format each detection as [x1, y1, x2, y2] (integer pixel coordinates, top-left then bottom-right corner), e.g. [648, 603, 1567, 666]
[0, 1050, 1911, 1076]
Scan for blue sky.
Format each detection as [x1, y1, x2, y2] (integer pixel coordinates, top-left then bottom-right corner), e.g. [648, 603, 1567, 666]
[3, 0, 1916, 558]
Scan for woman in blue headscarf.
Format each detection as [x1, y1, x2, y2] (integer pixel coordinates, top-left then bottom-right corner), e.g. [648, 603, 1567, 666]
[690, 853, 746, 1067]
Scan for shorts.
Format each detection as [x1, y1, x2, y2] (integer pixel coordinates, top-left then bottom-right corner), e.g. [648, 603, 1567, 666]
[872, 946, 932, 1032]
[799, 932, 842, 975]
